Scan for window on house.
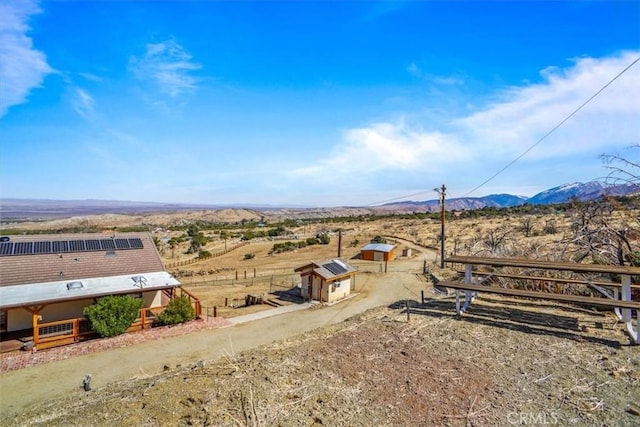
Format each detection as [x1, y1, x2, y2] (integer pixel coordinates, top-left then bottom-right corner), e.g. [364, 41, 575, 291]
[0, 310, 6, 332]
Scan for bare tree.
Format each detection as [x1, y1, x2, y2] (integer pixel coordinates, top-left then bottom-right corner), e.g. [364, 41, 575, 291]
[519, 217, 534, 237]
[600, 144, 640, 185]
[562, 198, 637, 266]
[482, 227, 511, 255]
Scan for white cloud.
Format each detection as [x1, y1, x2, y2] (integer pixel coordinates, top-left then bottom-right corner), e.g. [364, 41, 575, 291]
[295, 51, 639, 189]
[78, 72, 103, 83]
[407, 62, 421, 77]
[407, 62, 465, 86]
[129, 38, 201, 97]
[70, 88, 95, 119]
[456, 51, 640, 160]
[0, 0, 53, 117]
[293, 119, 468, 181]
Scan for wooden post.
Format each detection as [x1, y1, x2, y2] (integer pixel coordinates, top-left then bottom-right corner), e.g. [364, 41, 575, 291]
[140, 309, 146, 329]
[32, 312, 40, 345]
[254, 268, 256, 278]
[244, 270, 247, 279]
[439, 184, 446, 268]
[214, 306, 217, 317]
[225, 297, 228, 307]
[73, 318, 79, 340]
[235, 271, 238, 280]
[405, 300, 410, 322]
[421, 290, 424, 304]
[338, 229, 342, 258]
[385, 260, 388, 273]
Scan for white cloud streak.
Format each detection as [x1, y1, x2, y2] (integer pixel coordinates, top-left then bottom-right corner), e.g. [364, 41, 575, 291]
[294, 120, 469, 180]
[295, 51, 640, 187]
[129, 38, 201, 98]
[70, 88, 95, 120]
[457, 51, 640, 160]
[0, 0, 53, 117]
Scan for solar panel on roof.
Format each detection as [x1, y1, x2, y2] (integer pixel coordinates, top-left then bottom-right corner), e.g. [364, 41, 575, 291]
[100, 239, 116, 250]
[33, 241, 51, 254]
[0, 237, 145, 257]
[85, 239, 101, 251]
[128, 238, 144, 249]
[0, 242, 14, 256]
[14, 242, 33, 255]
[51, 240, 69, 253]
[323, 261, 348, 276]
[114, 238, 130, 249]
[69, 240, 85, 252]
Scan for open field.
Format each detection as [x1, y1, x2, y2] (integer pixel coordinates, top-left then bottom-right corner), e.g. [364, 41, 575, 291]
[1, 203, 639, 425]
[3, 300, 639, 426]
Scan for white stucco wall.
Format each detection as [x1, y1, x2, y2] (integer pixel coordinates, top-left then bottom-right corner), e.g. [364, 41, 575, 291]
[6, 298, 94, 332]
[325, 277, 351, 303]
[5, 291, 164, 332]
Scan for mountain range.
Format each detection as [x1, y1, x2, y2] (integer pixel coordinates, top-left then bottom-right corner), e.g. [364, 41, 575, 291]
[0, 181, 638, 220]
[381, 181, 640, 212]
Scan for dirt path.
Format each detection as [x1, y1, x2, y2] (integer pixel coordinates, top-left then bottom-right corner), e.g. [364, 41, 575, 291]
[0, 245, 435, 416]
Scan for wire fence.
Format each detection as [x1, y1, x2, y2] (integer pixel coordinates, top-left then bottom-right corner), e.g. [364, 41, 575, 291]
[164, 241, 249, 269]
[179, 272, 300, 289]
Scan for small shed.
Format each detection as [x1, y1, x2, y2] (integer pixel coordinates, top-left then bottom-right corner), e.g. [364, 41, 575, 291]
[295, 259, 357, 303]
[360, 243, 396, 262]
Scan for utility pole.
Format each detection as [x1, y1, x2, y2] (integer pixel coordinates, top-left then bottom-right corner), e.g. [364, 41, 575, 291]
[435, 184, 446, 268]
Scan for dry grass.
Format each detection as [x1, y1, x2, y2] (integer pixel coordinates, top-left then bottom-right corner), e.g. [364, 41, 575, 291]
[4, 301, 639, 426]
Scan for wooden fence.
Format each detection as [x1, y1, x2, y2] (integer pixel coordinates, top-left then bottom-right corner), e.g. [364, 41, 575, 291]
[164, 241, 249, 269]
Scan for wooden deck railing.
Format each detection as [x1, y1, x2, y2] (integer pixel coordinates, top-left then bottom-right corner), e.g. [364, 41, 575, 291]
[177, 287, 202, 317]
[29, 287, 203, 351]
[34, 305, 166, 350]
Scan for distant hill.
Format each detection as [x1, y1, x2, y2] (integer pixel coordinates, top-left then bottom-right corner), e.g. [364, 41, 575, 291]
[382, 194, 527, 211]
[382, 181, 640, 211]
[526, 182, 638, 205]
[0, 198, 304, 220]
[1, 181, 638, 222]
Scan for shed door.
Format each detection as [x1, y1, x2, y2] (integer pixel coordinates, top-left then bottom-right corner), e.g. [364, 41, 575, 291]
[373, 251, 384, 261]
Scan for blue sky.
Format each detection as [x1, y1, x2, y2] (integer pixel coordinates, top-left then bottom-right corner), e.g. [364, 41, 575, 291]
[1, 0, 639, 207]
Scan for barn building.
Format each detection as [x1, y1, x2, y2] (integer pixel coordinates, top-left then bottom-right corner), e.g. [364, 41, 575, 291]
[295, 259, 357, 303]
[360, 243, 396, 262]
[0, 232, 199, 351]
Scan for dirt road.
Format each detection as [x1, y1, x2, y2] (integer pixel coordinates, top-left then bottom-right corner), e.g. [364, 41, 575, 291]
[0, 244, 435, 416]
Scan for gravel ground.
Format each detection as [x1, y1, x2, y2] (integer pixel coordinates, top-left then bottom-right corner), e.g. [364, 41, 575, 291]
[3, 296, 639, 427]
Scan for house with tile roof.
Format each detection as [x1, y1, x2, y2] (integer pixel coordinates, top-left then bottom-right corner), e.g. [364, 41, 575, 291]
[294, 259, 357, 303]
[0, 232, 198, 350]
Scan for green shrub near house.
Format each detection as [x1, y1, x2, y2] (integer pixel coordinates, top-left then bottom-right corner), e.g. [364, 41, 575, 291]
[84, 295, 143, 338]
[157, 295, 196, 325]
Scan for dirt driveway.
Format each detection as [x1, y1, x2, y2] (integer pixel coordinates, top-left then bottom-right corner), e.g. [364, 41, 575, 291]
[0, 243, 435, 416]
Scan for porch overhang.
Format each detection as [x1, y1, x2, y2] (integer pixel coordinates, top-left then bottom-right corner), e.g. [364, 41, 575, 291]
[0, 271, 180, 310]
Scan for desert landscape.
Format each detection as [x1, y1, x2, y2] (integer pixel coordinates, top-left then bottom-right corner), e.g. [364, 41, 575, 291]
[1, 197, 639, 426]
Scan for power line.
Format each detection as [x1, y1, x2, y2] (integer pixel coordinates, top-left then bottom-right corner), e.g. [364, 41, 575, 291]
[366, 189, 435, 206]
[461, 55, 640, 198]
[363, 55, 639, 207]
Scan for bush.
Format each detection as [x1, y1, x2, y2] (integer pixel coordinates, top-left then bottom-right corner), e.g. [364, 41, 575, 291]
[84, 295, 143, 337]
[198, 250, 211, 258]
[157, 295, 196, 325]
[243, 252, 255, 260]
[317, 232, 330, 244]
